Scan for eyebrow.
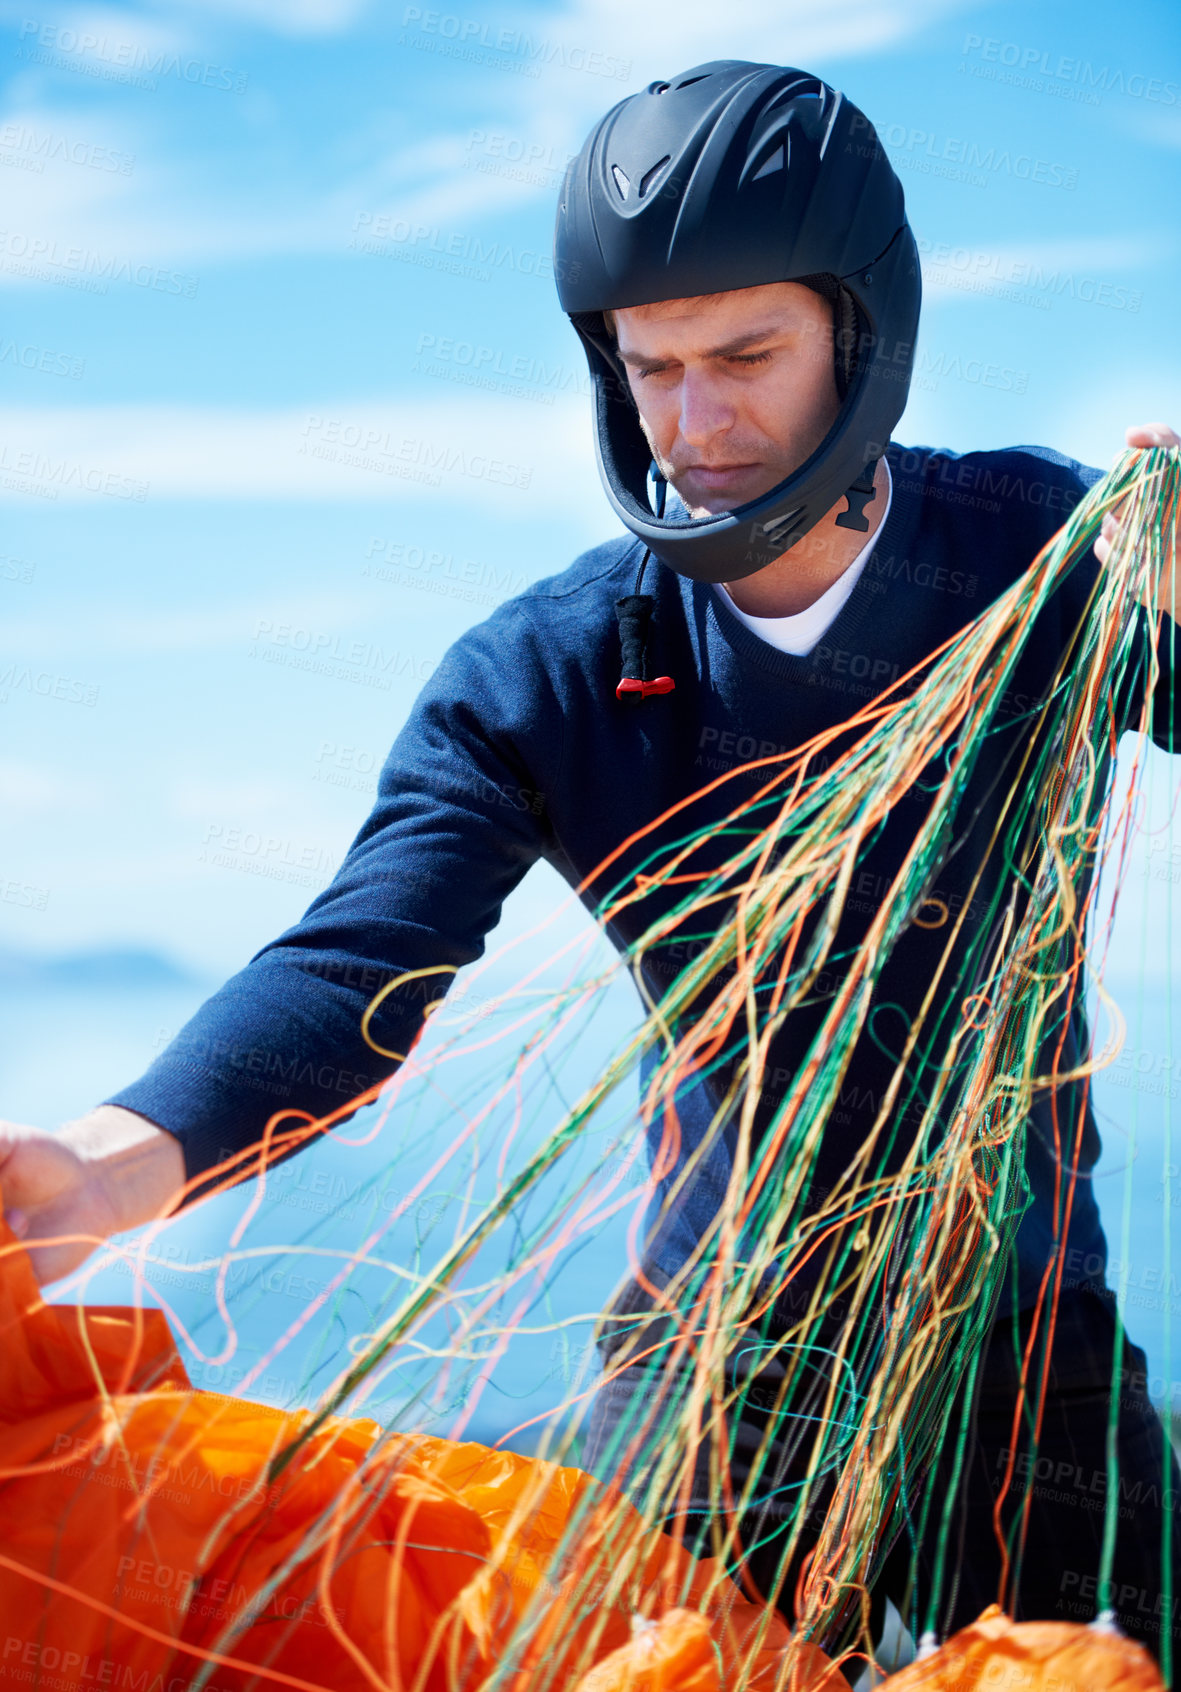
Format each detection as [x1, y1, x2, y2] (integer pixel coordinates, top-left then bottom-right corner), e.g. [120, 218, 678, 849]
[616, 322, 785, 370]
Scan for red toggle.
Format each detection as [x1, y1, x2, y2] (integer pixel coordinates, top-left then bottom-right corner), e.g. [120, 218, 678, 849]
[616, 675, 676, 701]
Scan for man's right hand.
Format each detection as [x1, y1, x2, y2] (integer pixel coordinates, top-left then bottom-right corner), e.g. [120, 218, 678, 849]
[0, 1106, 187, 1286]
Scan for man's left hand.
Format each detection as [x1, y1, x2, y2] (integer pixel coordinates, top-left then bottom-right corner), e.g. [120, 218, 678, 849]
[1093, 423, 1180, 617]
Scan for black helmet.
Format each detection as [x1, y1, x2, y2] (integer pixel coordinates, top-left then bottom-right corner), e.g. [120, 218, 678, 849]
[554, 60, 921, 585]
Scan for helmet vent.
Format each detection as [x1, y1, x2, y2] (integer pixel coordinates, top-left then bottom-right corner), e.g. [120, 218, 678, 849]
[638, 154, 671, 198]
[760, 508, 804, 547]
[739, 124, 791, 189]
[610, 163, 631, 200]
[674, 74, 707, 89]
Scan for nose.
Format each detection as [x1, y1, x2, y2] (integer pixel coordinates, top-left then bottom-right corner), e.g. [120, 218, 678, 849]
[677, 368, 736, 450]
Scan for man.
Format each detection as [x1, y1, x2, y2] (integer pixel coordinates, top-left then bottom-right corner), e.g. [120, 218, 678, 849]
[1, 59, 1178, 1666]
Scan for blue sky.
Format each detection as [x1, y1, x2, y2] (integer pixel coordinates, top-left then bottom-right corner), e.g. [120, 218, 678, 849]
[1, 0, 1180, 1422]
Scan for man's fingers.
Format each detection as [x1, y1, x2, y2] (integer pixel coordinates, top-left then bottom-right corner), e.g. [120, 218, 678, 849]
[1125, 422, 1181, 449]
[1097, 500, 1129, 563]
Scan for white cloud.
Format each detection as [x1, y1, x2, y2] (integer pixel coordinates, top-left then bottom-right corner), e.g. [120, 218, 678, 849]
[13, 7, 197, 60]
[166, 774, 338, 822]
[0, 394, 602, 514]
[0, 593, 385, 657]
[1125, 106, 1181, 150]
[919, 234, 1174, 305]
[0, 114, 552, 275]
[431, 0, 981, 192]
[0, 760, 103, 816]
[0, 105, 153, 204]
[0, 0, 977, 276]
[0, 100, 141, 161]
[150, 0, 370, 35]
[524, 0, 973, 83]
[368, 0, 981, 262]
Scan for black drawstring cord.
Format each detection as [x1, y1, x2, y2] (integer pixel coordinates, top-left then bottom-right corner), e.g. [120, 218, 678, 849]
[614, 547, 675, 703]
[614, 467, 675, 704]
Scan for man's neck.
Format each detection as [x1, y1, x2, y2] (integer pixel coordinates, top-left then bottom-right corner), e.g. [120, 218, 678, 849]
[721, 456, 891, 618]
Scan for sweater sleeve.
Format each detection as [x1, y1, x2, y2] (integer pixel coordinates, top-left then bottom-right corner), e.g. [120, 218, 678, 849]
[105, 599, 563, 1198]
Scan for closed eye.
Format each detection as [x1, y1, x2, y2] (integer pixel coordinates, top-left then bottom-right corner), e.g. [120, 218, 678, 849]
[636, 349, 775, 379]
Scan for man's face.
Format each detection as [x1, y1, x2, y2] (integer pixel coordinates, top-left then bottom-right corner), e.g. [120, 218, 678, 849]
[611, 281, 841, 518]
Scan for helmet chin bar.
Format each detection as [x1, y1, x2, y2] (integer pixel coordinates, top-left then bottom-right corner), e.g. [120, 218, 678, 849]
[653, 456, 878, 538]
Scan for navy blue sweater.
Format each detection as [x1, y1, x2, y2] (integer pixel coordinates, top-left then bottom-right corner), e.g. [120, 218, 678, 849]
[110, 441, 1178, 1318]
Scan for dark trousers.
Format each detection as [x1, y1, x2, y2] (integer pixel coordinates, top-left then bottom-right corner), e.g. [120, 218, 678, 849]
[582, 1289, 1181, 1675]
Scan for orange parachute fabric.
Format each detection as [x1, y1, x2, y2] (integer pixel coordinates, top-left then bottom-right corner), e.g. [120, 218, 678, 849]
[0, 1212, 842, 1692]
[875, 1603, 1163, 1690]
[0, 1208, 1164, 1692]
